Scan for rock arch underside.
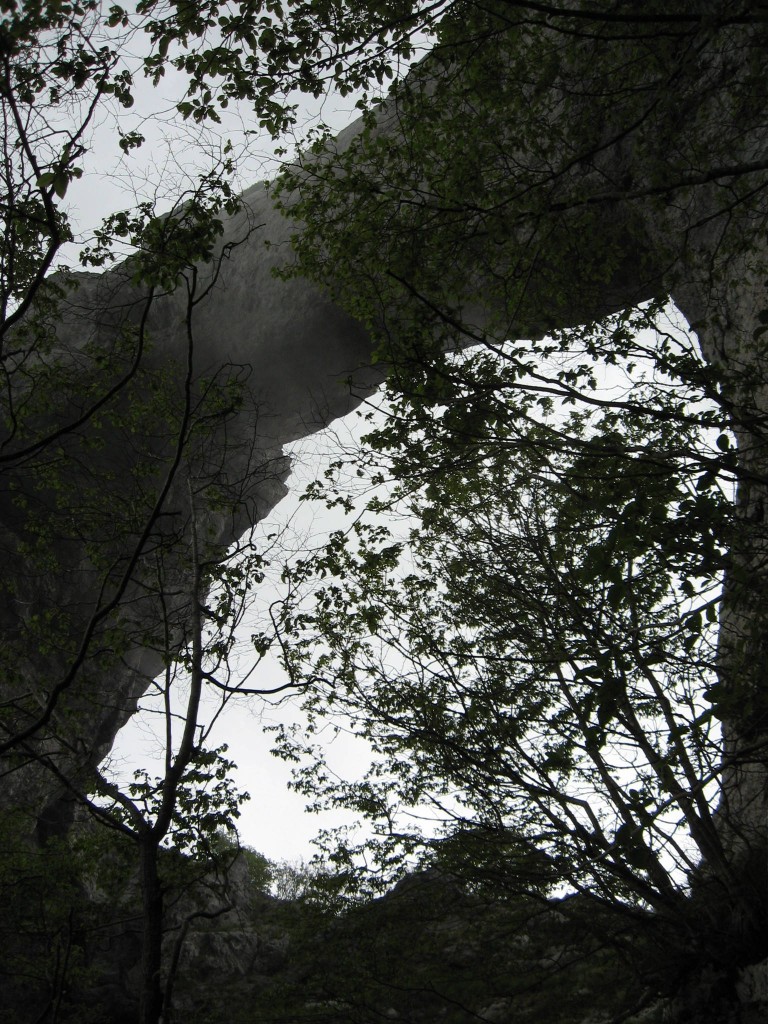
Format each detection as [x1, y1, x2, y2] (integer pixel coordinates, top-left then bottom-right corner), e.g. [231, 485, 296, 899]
[4, 4, 768, 1022]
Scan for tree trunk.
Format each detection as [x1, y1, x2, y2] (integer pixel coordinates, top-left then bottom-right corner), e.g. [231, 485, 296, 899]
[139, 838, 164, 1024]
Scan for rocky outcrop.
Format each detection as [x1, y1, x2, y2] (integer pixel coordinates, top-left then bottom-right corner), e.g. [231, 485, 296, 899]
[5, 818, 768, 1024]
[33, 854, 663, 1024]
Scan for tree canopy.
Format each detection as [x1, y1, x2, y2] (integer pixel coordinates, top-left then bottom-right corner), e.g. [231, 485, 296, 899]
[268, 0, 768, 1012]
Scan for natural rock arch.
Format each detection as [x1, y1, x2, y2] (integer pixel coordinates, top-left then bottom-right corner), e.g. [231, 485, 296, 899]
[2, 10, 767, 888]
[0, 164, 648, 833]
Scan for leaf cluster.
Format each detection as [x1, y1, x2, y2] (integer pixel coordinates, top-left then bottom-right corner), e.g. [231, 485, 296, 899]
[271, 296, 766, 989]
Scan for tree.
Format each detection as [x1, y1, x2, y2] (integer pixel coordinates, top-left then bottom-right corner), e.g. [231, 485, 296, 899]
[0, 294, 285, 1023]
[0, 7, 319, 1019]
[84, 496, 255, 1024]
[268, 4, 768, 1018]
[277, 305, 738, 973]
[0, 3, 446, 1018]
[0, 360, 305, 1024]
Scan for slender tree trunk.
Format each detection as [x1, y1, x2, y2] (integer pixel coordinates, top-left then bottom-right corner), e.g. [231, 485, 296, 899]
[139, 838, 164, 1024]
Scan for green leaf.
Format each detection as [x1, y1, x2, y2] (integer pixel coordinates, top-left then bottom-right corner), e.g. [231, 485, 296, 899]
[53, 172, 68, 199]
